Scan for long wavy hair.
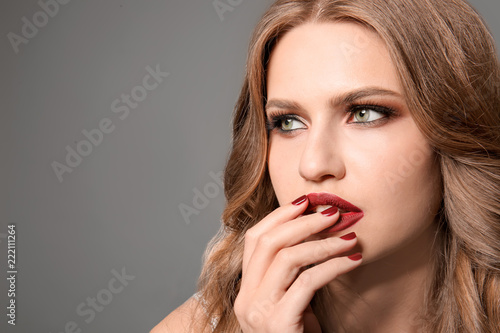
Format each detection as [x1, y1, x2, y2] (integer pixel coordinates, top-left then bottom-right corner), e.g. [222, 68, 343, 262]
[195, 0, 500, 331]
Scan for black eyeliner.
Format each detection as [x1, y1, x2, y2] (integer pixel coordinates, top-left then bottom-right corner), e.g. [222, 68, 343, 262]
[346, 103, 397, 127]
[265, 111, 303, 134]
[266, 103, 398, 133]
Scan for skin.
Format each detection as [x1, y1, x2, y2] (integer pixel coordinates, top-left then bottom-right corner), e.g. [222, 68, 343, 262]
[152, 22, 443, 332]
[236, 22, 443, 332]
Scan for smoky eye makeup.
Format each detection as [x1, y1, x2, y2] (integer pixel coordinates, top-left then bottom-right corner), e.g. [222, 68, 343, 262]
[265, 102, 399, 134]
[346, 103, 398, 125]
[265, 110, 305, 133]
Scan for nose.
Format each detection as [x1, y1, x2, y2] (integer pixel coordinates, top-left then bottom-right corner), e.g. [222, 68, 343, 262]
[298, 123, 346, 182]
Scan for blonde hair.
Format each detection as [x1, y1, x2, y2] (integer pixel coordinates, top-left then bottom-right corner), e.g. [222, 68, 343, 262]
[195, 0, 500, 331]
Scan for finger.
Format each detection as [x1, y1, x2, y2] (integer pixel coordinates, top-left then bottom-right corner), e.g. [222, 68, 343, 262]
[257, 233, 358, 300]
[242, 208, 340, 291]
[242, 195, 309, 276]
[278, 254, 363, 318]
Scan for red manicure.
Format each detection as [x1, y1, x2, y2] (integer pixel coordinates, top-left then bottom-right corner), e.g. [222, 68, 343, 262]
[292, 195, 307, 205]
[321, 206, 338, 216]
[348, 253, 362, 261]
[340, 232, 356, 240]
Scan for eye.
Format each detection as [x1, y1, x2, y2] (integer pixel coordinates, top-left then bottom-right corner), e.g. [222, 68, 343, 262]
[266, 112, 306, 134]
[351, 109, 384, 122]
[347, 105, 396, 125]
[280, 117, 304, 131]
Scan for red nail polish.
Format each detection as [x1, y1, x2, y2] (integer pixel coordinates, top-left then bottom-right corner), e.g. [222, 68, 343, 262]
[292, 195, 307, 205]
[340, 232, 356, 240]
[321, 206, 338, 216]
[348, 253, 362, 261]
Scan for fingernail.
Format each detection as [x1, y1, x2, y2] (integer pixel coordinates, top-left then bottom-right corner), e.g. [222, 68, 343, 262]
[340, 232, 356, 240]
[348, 253, 362, 261]
[292, 195, 307, 205]
[321, 206, 338, 216]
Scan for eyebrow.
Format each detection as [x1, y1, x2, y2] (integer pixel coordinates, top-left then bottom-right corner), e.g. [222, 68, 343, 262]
[265, 87, 403, 111]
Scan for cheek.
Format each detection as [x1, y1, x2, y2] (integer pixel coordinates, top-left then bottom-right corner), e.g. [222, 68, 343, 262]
[392, 151, 442, 231]
[352, 134, 442, 235]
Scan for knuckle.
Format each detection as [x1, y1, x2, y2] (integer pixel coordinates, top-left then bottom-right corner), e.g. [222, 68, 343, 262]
[296, 270, 313, 286]
[244, 228, 257, 242]
[323, 236, 338, 246]
[275, 248, 294, 266]
[257, 233, 276, 250]
[247, 309, 264, 327]
[313, 239, 332, 259]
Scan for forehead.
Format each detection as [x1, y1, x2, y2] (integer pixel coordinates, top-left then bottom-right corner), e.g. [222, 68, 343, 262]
[266, 22, 403, 99]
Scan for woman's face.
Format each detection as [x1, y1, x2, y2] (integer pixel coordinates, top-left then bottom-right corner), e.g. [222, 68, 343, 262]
[265, 22, 442, 263]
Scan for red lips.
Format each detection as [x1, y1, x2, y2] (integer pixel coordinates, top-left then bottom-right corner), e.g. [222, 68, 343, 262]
[305, 192, 364, 233]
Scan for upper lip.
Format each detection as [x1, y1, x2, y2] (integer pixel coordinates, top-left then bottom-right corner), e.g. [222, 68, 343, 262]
[304, 192, 362, 214]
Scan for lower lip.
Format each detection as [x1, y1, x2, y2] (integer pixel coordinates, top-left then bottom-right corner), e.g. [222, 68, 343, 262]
[321, 211, 364, 233]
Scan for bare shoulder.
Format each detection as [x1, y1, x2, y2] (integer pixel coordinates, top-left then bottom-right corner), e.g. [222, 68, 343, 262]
[150, 296, 210, 333]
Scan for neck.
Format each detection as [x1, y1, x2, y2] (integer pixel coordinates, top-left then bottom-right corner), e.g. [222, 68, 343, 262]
[325, 226, 442, 333]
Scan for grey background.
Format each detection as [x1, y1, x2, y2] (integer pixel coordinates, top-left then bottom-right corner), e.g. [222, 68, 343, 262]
[1, 0, 498, 332]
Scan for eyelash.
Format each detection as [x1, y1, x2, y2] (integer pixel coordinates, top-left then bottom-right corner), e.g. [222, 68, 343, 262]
[265, 104, 397, 134]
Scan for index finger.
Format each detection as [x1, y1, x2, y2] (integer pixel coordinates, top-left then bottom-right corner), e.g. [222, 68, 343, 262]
[242, 195, 308, 276]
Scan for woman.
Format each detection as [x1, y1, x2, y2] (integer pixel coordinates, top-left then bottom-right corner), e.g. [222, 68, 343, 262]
[152, 0, 500, 331]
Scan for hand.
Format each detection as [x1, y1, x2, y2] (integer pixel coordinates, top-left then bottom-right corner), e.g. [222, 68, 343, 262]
[234, 195, 362, 332]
